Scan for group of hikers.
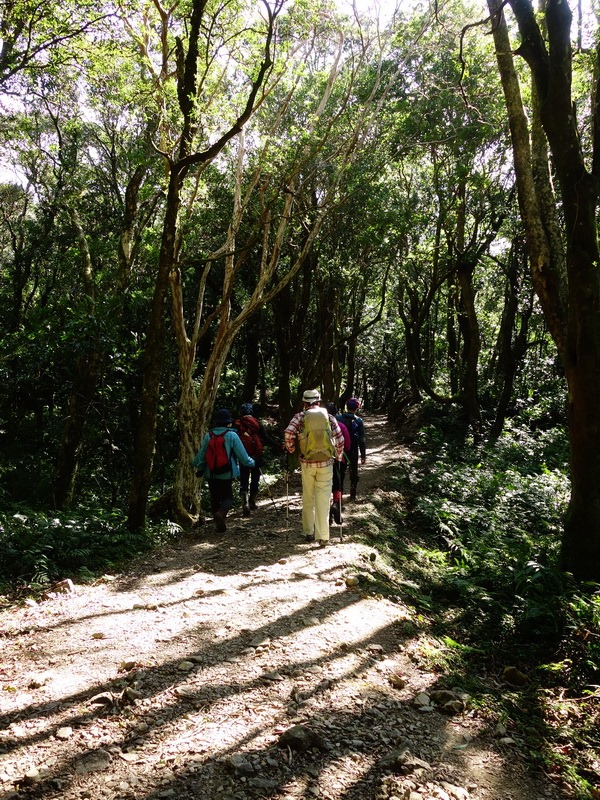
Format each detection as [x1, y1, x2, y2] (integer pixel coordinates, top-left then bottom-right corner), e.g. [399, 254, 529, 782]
[192, 390, 366, 544]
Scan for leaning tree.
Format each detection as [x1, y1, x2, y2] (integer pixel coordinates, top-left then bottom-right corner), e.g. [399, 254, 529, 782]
[484, 0, 600, 581]
[124, 0, 284, 531]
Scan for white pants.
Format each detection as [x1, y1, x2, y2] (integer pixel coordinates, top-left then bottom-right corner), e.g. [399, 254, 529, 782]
[301, 461, 332, 541]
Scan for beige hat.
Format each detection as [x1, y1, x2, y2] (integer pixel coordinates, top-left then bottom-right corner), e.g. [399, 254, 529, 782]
[302, 389, 321, 404]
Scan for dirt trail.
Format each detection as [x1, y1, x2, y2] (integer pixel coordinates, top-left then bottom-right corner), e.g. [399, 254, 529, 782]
[0, 415, 564, 800]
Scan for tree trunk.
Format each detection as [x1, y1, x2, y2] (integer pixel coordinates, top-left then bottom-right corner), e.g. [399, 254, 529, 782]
[172, 322, 237, 526]
[319, 280, 337, 401]
[341, 334, 358, 405]
[402, 318, 423, 403]
[489, 241, 532, 441]
[562, 214, 600, 579]
[453, 178, 482, 435]
[127, 0, 279, 531]
[446, 276, 460, 396]
[272, 264, 314, 425]
[127, 170, 182, 532]
[277, 357, 293, 424]
[490, 0, 600, 579]
[53, 350, 104, 509]
[564, 443, 600, 577]
[242, 316, 261, 402]
[456, 260, 482, 435]
[52, 208, 99, 508]
[488, 0, 566, 356]
[172, 379, 201, 525]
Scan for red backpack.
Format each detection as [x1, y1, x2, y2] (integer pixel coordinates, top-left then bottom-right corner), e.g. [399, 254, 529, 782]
[205, 431, 231, 475]
[235, 416, 264, 459]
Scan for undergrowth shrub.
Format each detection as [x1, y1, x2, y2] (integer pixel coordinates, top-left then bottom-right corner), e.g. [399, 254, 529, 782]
[409, 421, 570, 641]
[375, 409, 598, 799]
[0, 508, 180, 591]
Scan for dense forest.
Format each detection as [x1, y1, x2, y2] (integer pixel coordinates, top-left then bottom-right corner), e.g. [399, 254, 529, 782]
[0, 1, 599, 795]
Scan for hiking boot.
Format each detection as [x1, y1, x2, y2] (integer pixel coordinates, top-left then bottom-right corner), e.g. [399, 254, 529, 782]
[214, 509, 227, 532]
[242, 493, 250, 517]
[303, 534, 314, 543]
[249, 494, 258, 510]
[331, 504, 341, 525]
[350, 485, 357, 500]
[317, 539, 330, 548]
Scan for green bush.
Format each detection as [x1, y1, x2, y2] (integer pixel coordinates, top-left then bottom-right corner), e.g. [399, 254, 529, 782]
[373, 411, 598, 798]
[0, 507, 179, 590]
[410, 424, 570, 637]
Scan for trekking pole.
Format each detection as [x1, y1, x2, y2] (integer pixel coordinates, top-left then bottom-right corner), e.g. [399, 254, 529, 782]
[195, 470, 205, 528]
[337, 460, 343, 543]
[258, 468, 278, 509]
[285, 453, 290, 541]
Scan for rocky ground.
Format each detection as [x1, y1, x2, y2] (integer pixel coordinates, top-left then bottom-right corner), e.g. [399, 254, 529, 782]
[0, 416, 567, 800]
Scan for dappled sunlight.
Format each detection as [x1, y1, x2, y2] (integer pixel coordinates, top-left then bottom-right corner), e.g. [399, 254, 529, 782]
[1, 584, 410, 799]
[360, 443, 388, 458]
[0, 417, 564, 800]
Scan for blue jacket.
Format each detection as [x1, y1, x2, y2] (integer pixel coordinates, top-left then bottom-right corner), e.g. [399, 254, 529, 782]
[193, 426, 255, 480]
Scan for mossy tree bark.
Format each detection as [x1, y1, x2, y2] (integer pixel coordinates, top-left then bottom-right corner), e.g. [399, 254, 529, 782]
[127, 0, 280, 531]
[488, 0, 600, 579]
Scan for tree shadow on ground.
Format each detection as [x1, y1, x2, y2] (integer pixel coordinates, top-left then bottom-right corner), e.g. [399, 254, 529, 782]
[2, 586, 428, 799]
[1, 415, 566, 800]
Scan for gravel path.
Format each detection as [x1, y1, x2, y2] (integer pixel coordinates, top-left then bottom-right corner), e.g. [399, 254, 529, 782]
[0, 415, 566, 800]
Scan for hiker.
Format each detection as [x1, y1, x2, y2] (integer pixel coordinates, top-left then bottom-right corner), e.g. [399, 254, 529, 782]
[340, 397, 367, 500]
[193, 408, 255, 533]
[284, 389, 345, 547]
[326, 402, 350, 525]
[235, 402, 265, 516]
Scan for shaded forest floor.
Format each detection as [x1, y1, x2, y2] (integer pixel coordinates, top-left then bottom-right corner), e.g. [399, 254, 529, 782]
[0, 416, 568, 800]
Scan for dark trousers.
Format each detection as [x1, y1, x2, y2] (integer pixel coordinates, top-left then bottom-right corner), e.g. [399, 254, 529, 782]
[333, 460, 347, 494]
[239, 464, 261, 496]
[347, 449, 360, 489]
[208, 478, 234, 515]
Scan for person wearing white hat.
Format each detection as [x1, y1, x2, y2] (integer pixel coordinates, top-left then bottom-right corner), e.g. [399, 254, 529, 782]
[284, 389, 345, 546]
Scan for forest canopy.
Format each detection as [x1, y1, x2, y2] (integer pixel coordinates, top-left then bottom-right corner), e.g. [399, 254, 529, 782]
[0, 0, 600, 581]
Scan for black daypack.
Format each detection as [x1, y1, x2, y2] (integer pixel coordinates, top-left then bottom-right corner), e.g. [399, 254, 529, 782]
[205, 431, 231, 475]
[341, 413, 360, 452]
